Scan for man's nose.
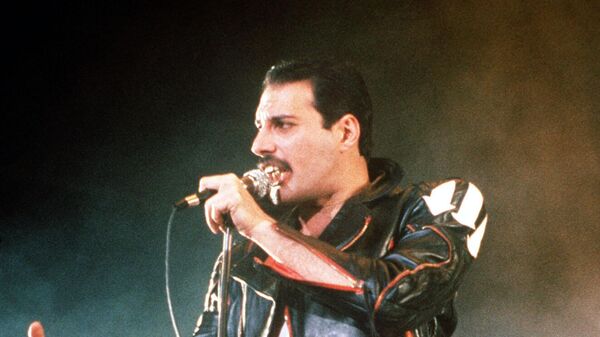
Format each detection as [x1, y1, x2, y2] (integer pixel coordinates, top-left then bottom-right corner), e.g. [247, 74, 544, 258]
[251, 129, 275, 156]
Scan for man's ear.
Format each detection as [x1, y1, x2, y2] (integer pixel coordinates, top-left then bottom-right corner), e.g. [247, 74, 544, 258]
[333, 113, 361, 151]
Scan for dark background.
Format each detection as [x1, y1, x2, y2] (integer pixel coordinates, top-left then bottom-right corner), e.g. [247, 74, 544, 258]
[2, 1, 598, 336]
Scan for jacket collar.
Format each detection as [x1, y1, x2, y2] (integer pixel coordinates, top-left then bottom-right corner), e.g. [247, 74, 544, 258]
[362, 157, 404, 202]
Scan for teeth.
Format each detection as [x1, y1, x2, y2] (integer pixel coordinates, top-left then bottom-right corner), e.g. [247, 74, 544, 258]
[263, 165, 278, 174]
[263, 165, 283, 185]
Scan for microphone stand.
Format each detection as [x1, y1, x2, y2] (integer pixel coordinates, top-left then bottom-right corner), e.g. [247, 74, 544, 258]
[217, 224, 233, 337]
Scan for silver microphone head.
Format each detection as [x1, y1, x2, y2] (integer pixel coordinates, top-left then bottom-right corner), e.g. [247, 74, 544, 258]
[242, 169, 270, 199]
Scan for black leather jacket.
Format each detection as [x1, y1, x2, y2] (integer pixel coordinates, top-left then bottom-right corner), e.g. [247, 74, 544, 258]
[193, 158, 488, 337]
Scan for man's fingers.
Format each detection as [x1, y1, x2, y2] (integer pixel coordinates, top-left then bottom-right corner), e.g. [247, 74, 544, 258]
[28, 321, 45, 337]
[199, 173, 258, 235]
[210, 204, 224, 229]
[204, 203, 218, 234]
[204, 200, 219, 234]
[204, 197, 227, 234]
[198, 173, 239, 193]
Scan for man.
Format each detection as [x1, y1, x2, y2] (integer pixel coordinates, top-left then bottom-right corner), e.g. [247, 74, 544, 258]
[193, 60, 488, 337]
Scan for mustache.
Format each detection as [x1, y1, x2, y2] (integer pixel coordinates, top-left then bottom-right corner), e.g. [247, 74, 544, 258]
[258, 155, 292, 172]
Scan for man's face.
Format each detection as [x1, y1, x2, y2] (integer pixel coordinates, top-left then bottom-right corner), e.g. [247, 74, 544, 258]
[251, 80, 341, 204]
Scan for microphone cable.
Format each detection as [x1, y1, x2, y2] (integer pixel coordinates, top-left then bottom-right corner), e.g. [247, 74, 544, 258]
[165, 206, 182, 337]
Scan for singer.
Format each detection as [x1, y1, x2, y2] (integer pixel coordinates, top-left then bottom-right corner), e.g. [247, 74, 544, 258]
[192, 60, 488, 337]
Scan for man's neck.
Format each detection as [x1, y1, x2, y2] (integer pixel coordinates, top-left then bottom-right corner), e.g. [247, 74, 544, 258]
[297, 201, 345, 238]
[296, 158, 370, 238]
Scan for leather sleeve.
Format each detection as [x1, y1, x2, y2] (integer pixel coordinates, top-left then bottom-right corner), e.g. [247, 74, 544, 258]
[257, 178, 488, 335]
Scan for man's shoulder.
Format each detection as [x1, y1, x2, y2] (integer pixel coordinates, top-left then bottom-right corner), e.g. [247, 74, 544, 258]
[401, 178, 485, 209]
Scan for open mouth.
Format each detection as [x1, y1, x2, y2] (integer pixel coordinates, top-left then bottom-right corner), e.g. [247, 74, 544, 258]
[258, 157, 291, 186]
[262, 165, 283, 185]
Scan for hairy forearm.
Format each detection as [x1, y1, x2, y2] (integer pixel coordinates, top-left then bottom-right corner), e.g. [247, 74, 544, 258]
[248, 221, 358, 288]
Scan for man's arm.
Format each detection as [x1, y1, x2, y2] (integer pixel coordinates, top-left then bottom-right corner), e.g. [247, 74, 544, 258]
[247, 220, 365, 291]
[199, 173, 371, 290]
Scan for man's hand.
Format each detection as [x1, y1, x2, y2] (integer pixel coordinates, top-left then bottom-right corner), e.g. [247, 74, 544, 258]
[28, 321, 45, 337]
[199, 173, 275, 238]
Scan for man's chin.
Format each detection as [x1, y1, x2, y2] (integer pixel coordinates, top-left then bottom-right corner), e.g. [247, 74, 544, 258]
[276, 188, 315, 206]
[275, 187, 297, 205]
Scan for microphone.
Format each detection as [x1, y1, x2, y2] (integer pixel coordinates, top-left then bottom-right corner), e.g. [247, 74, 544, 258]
[174, 169, 271, 209]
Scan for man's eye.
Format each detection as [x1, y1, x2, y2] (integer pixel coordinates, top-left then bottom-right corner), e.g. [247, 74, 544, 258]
[274, 121, 293, 129]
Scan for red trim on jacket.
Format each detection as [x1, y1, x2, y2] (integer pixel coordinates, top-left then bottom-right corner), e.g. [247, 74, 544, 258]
[374, 226, 453, 312]
[284, 306, 293, 337]
[340, 215, 372, 251]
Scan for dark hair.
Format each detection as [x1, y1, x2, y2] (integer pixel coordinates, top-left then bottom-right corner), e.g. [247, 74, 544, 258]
[262, 59, 373, 159]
